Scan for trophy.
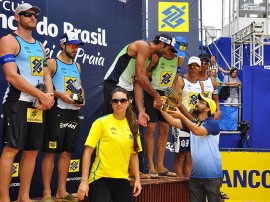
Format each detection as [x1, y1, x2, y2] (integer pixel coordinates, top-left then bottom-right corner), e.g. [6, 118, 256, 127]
[162, 87, 180, 112]
[32, 83, 47, 108]
[67, 81, 84, 104]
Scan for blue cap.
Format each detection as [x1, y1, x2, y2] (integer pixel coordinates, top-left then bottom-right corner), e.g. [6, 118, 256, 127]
[174, 36, 188, 58]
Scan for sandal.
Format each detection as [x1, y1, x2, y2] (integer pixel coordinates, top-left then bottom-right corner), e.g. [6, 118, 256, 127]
[55, 194, 79, 202]
[158, 170, 177, 177]
[41, 197, 54, 202]
[220, 191, 229, 199]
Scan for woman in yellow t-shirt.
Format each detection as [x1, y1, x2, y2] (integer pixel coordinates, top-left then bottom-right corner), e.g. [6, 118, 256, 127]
[77, 87, 142, 202]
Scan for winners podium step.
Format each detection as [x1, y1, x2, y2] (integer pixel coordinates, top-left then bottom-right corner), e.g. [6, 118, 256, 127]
[32, 177, 189, 202]
[130, 177, 189, 202]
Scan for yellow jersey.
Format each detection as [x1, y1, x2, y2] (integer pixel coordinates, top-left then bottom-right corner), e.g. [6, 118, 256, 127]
[85, 114, 142, 183]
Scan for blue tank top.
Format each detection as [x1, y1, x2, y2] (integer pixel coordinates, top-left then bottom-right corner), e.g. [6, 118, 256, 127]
[52, 58, 81, 110]
[3, 34, 45, 103]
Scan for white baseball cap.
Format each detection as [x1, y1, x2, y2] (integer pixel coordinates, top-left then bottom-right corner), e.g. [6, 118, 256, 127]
[15, 3, 41, 14]
[60, 32, 84, 45]
[188, 56, 201, 66]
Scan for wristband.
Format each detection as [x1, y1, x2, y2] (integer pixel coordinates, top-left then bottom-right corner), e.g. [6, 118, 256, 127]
[177, 66, 181, 74]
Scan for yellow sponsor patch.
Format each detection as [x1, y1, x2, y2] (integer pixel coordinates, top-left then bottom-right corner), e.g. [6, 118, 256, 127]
[188, 92, 199, 107]
[158, 2, 189, 32]
[64, 76, 77, 93]
[160, 71, 172, 86]
[49, 141, 57, 149]
[69, 159, 80, 172]
[27, 108, 43, 123]
[30, 56, 43, 76]
[12, 163, 19, 177]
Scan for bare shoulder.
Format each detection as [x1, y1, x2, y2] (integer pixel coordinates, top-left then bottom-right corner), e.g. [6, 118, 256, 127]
[129, 40, 150, 57]
[0, 34, 19, 55]
[47, 58, 56, 67]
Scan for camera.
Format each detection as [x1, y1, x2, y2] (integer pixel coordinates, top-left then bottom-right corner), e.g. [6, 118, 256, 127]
[238, 121, 250, 134]
[238, 120, 250, 141]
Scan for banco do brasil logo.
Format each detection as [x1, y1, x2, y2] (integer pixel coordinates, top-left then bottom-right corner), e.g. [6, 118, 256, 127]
[158, 2, 189, 32]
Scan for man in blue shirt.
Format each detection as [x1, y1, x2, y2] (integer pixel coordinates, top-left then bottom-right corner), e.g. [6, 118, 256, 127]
[158, 94, 222, 202]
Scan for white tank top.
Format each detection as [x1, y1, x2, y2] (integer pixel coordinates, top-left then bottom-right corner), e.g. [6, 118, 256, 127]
[182, 77, 203, 111]
[201, 77, 214, 98]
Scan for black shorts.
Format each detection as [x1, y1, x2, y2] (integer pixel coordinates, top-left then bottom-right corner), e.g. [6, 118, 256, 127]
[89, 178, 132, 202]
[144, 90, 166, 123]
[172, 126, 190, 153]
[2, 101, 46, 150]
[43, 106, 80, 153]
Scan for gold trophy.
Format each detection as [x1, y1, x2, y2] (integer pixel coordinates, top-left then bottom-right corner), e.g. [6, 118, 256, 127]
[162, 87, 180, 112]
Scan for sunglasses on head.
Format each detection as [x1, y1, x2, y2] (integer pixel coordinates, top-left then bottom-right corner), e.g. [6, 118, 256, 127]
[111, 98, 128, 104]
[188, 65, 200, 70]
[19, 11, 39, 19]
[65, 43, 80, 49]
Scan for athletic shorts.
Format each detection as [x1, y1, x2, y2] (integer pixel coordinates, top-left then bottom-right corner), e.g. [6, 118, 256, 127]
[172, 126, 190, 153]
[144, 90, 167, 123]
[2, 101, 46, 150]
[43, 106, 80, 153]
[89, 178, 132, 202]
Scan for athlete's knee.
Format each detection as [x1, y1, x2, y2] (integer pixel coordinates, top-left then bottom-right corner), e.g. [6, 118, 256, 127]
[60, 151, 72, 160]
[44, 153, 56, 160]
[2, 147, 19, 158]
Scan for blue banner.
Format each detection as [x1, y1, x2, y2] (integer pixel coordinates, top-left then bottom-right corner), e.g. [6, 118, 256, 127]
[0, 0, 142, 199]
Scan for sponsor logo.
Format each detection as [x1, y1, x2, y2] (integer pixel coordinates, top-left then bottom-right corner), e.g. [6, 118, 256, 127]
[223, 170, 270, 188]
[189, 93, 199, 107]
[12, 163, 19, 177]
[64, 76, 77, 93]
[166, 142, 174, 152]
[158, 2, 189, 32]
[49, 141, 57, 149]
[110, 127, 117, 135]
[10, 183, 20, 187]
[66, 177, 82, 181]
[59, 122, 78, 129]
[27, 108, 43, 123]
[160, 71, 172, 86]
[30, 56, 43, 76]
[69, 159, 80, 172]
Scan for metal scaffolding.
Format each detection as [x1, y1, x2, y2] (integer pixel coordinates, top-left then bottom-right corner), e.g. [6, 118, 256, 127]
[231, 22, 264, 69]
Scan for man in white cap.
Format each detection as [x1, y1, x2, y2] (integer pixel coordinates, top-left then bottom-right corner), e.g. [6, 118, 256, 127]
[0, 3, 54, 202]
[41, 32, 84, 202]
[173, 56, 204, 178]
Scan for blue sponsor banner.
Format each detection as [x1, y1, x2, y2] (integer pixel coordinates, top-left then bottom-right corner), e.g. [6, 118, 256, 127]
[148, 0, 199, 75]
[0, 0, 142, 200]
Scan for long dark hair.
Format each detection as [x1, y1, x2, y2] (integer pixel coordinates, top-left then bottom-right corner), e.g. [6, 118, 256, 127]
[230, 68, 238, 75]
[111, 87, 140, 153]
